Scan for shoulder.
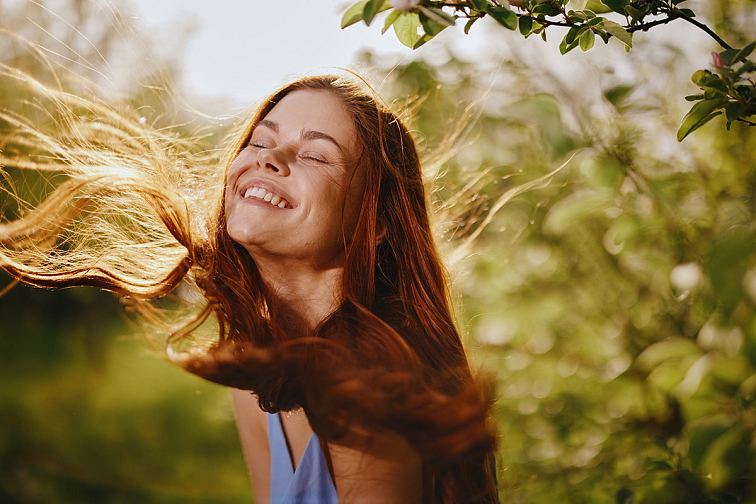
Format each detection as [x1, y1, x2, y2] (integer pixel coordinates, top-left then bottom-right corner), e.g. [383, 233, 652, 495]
[329, 427, 423, 504]
[231, 389, 270, 504]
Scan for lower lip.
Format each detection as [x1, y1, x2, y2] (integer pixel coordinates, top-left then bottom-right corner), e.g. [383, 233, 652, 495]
[240, 195, 289, 210]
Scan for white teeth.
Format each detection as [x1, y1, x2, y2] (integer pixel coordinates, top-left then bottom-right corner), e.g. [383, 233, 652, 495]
[243, 186, 288, 208]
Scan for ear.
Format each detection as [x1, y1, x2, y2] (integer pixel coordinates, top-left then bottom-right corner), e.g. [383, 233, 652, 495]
[376, 218, 387, 246]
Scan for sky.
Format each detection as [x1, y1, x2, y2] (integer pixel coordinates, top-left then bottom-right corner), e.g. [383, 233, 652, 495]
[127, 0, 427, 105]
[8, 0, 705, 117]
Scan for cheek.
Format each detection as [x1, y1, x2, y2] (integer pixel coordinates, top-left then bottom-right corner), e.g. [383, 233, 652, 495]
[224, 160, 244, 208]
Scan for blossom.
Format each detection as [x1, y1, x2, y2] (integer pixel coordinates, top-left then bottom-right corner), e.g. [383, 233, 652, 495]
[390, 0, 420, 11]
[712, 51, 724, 68]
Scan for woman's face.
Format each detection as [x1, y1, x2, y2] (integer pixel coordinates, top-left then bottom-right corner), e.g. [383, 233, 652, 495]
[225, 89, 364, 269]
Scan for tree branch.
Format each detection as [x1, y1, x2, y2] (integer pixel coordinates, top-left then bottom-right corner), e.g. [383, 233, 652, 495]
[626, 14, 679, 34]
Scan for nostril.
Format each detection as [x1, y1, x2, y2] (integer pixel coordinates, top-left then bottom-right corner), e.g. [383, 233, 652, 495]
[266, 163, 279, 172]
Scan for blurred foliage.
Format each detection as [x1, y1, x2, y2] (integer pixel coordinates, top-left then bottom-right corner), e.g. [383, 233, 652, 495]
[357, 0, 756, 502]
[0, 276, 250, 504]
[0, 1, 249, 503]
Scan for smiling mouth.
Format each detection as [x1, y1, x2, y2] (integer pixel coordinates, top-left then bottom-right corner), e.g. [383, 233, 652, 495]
[243, 186, 290, 208]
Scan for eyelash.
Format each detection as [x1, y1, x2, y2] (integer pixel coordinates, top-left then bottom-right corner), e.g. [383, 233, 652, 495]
[301, 153, 327, 164]
[247, 139, 328, 164]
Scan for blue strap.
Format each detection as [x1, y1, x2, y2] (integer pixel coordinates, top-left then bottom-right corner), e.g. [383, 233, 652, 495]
[268, 413, 338, 504]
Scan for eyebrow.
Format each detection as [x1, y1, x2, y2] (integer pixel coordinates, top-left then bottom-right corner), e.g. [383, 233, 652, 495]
[256, 119, 345, 152]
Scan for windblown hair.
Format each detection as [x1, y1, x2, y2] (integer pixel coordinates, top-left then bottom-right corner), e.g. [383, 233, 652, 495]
[0, 71, 498, 503]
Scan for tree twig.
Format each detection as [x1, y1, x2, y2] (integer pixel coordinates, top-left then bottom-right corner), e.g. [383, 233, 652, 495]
[736, 117, 756, 126]
[626, 14, 679, 33]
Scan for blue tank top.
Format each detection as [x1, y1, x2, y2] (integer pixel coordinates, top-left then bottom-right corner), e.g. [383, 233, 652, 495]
[268, 412, 339, 504]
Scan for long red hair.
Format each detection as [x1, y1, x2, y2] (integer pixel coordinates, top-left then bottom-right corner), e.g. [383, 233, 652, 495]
[187, 75, 498, 503]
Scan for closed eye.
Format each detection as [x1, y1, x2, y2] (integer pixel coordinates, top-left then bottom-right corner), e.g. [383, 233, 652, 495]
[249, 141, 271, 149]
[301, 152, 328, 164]
[247, 134, 273, 149]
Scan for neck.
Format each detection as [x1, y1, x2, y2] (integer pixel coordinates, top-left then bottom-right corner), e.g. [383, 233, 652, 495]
[253, 255, 344, 334]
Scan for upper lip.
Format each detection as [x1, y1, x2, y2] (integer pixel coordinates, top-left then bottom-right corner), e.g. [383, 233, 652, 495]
[238, 177, 297, 208]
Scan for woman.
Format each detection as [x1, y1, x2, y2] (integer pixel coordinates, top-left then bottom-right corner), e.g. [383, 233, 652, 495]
[0, 73, 498, 503]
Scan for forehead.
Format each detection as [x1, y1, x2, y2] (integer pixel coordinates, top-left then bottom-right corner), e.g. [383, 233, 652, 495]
[261, 89, 358, 152]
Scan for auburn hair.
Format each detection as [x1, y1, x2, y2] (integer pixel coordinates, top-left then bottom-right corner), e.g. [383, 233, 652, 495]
[0, 72, 498, 503]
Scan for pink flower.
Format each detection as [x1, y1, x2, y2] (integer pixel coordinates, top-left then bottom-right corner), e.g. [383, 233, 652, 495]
[390, 0, 421, 10]
[712, 51, 723, 68]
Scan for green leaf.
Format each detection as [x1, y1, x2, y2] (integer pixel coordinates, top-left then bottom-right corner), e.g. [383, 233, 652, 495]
[677, 98, 727, 141]
[726, 102, 748, 123]
[565, 25, 581, 45]
[519, 15, 533, 35]
[532, 3, 558, 15]
[412, 33, 434, 49]
[586, 16, 604, 26]
[720, 48, 740, 67]
[363, 0, 389, 26]
[733, 41, 756, 63]
[735, 42, 756, 61]
[464, 16, 478, 34]
[585, 0, 612, 13]
[735, 84, 752, 96]
[601, 0, 626, 15]
[393, 11, 424, 48]
[470, 0, 488, 10]
[599, 19, 632, 48]
[691, 69, 712, 85]
[382, 9, 401, 34]
[341, 0, 371, 28]
[417, 6, 456, 27]
[678, 8, 695, 17]
[488, 7, 518, 30]
[735, 60, 756, 77]
[701, 78, 727, 93]
[579, 29, 595, 51]
[685, 94, 704, 101]
[568, 9, 588, 21]
[559, 35, 580, 55]
[419, 15, 446, 36]
[624, 4, 646, 22]
[703, 88, 726, 100]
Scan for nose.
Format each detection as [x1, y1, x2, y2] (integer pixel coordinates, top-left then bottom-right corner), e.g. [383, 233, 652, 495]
[256, 147, 290, 176]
